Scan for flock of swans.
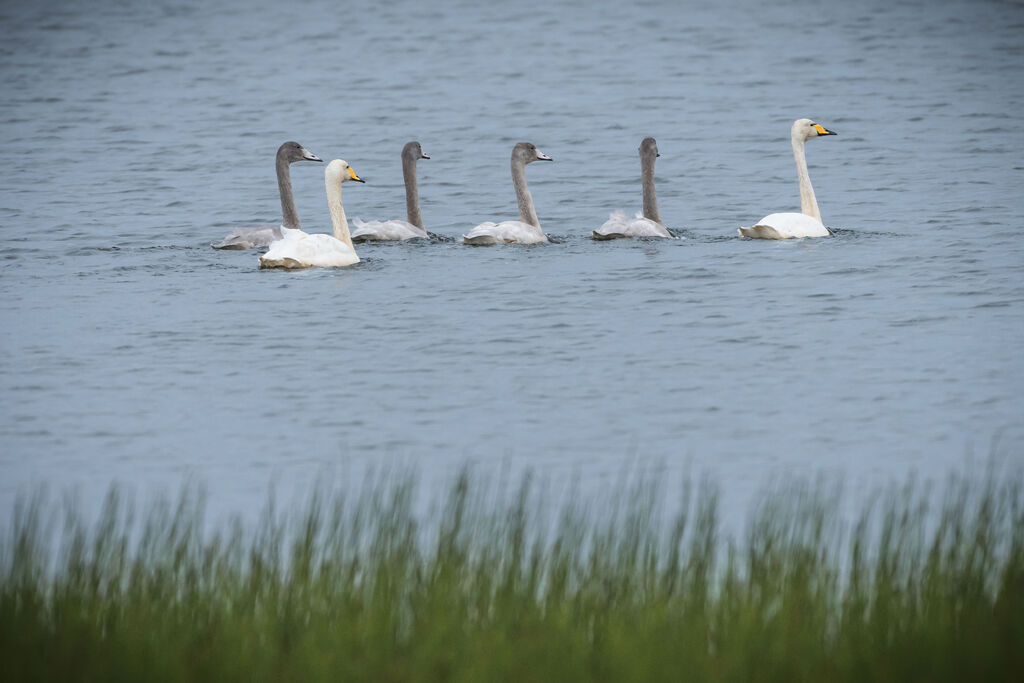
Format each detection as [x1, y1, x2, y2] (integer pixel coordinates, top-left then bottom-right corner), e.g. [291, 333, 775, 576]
[212, 118, 838, 269]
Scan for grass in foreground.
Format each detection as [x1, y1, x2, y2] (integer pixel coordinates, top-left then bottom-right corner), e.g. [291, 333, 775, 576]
[1, 468, 1022, 682]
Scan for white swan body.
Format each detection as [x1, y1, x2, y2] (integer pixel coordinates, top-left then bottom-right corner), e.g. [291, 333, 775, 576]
[213, 141, 322, 249]
[739, 119, 836, 239]
[351, 141, 431, 242]
[740, 213, 828, 239]
[463, 142, 552, 245]
[594, 137, 671, 240]
[259, 159, 363, 269]
[594, 211, 671, 239]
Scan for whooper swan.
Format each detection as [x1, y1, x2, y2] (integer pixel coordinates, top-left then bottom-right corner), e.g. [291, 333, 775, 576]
[259, 159, 364, 269]
[739, 118, 837, 239]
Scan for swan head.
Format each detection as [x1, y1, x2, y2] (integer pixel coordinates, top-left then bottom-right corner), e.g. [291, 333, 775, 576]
[402, 141, 430, 161]
[512, 142, 552, 164]
[639, 137, 660, 158]
[325, 159, 365, 185]
[278, 141, 323, 163]
[792, 119, 837, 142]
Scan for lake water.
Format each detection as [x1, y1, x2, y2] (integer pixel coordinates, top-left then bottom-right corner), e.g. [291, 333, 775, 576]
[1, 0, 1022, 526]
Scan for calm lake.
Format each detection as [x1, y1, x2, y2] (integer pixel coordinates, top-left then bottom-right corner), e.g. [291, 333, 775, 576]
[1, 0, 1022, 526]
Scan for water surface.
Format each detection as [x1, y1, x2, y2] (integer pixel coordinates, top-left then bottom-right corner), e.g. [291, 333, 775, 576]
[1, 0, 1022, 523]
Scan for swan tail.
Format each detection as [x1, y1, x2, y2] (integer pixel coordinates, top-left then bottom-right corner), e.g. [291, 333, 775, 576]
[738, 225, 786, 240]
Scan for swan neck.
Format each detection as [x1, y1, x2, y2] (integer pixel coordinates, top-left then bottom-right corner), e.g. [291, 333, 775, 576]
[641, 153, 662, 224]
[792, 134, 821, 222]
[511, 158, 539, 227]
[325, 177, 355, 251]
[403, 156, 424, 229]
[276, 154, 300, 229]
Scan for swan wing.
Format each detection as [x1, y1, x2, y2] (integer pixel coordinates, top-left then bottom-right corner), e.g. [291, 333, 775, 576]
[463, 221, 548, 245]
[258, 229, 359, 268]
[593, 211, 671, 240]
[351, 218, 428, 242]
[211, 225, 283, 250]
[738, 213, 830, 239]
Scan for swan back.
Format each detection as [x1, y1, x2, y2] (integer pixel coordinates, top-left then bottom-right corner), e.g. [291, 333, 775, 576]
[463, 221, 547, 245]
[593, 211, 671, 240]
[740, 213, 828, 239]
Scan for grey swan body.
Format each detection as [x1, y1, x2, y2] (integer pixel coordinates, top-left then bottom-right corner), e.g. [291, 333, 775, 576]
[463, 142, 552, 245]
[351, 142, 431, 241]
[212, 141, 322, 249]
[594, 137, 672, 240]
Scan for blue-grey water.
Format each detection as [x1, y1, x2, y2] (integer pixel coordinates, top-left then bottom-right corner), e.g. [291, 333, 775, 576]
[1, 0, 1022, 525]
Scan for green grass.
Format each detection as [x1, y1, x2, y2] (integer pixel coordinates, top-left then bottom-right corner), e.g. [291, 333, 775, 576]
[2, 467, 1022, 682]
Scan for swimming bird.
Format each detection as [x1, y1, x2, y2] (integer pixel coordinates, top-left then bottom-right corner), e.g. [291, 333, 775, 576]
[593, 137, 672, 240]
[258, 159, 363, 269]
[212, 141, 322, 249]
[351, 141, 431, 241]
[739, 118, 837, 239]
[463, 142, 552, 245]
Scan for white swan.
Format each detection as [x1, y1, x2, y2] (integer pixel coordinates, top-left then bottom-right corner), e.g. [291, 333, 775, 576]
[594, 137, 672, 240]
[351, 141, 430, 242]
[739, 118, 837, 239]
[258, 159, 363, 269]
[212, 141, 322, 249]
[463, 142, 552, 245]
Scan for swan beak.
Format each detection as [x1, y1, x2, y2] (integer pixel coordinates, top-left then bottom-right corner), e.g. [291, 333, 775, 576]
[536, 151, 552, 161]
[813, 124, 837, 136]
[347, 167, 365, 183]
[301, 148, 323, 162]
[421, 153, 430, 159]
